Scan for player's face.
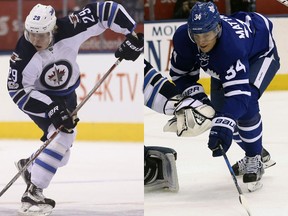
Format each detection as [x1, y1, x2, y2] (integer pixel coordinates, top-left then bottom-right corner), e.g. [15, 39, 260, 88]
[28, 32, 51, 51]
[193, 30, 218, 53]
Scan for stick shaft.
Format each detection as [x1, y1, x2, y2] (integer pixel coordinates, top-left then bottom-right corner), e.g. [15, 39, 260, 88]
[219, 145, 243, 195]
[219, 145, 251, 216]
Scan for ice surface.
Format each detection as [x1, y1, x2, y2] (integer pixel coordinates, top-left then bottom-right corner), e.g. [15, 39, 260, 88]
[0, 141, 143, 216]
[1, 91, 287, 216]
[144, 91, 288, 216]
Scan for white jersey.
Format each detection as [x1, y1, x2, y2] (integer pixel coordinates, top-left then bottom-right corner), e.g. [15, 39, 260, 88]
[7, 1, 136, 118]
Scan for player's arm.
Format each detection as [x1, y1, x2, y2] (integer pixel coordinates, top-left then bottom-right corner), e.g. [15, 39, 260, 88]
[68, 2, 143, 61]
[144, 60, 215, 137]
[69, 2, 136, 35]
[7, 45, 52, 118]
[144, 59, 180, 114]
[208, 58, 251, 156]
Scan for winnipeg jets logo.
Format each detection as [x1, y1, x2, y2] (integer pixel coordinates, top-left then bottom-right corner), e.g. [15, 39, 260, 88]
[41, 60, 72, 89]
[69, 14, 80, 28]
[48, 64, 66, 85]
[10, 52, 22, 63]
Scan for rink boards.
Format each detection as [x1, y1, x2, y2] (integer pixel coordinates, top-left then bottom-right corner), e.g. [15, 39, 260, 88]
[0, 55, 144, 141]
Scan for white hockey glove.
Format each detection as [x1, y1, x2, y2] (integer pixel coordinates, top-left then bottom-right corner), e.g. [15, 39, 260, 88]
[163, 96, 215, 137]
[144, 146, 179, 192]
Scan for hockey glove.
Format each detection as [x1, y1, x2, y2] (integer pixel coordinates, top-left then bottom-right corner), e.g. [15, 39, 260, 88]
[115, 33, 144, 61]
[46, 102, 79, 132]
[163, 96, 215, 137]
[175, 97, 214, 137]
[182, 84, 213, 107]
[207, 114, 236, 157]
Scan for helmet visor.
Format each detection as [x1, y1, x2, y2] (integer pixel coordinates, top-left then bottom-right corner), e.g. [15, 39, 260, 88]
[189, 25, 220, 44]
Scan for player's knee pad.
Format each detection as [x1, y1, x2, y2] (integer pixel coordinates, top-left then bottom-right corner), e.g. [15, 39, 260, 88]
[237, 113, 263, 154]
[36, 126, 76, 171]
[47, 124, 77, 149]
[144, 146, 179, 192]
[238, 113, 262, 142]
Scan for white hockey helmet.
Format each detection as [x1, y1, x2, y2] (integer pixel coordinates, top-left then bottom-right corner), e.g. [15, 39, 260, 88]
[24, 4, 56, 45]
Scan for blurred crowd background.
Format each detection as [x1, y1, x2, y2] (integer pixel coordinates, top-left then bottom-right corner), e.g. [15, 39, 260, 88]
[1, 0, 288, 52]
[0, 0, 143, 52]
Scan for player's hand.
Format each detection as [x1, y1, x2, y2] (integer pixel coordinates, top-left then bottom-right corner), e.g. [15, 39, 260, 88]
[115, 33, 144, 61]
[207, 114, 236, 157]
[46, 102, 79, 132]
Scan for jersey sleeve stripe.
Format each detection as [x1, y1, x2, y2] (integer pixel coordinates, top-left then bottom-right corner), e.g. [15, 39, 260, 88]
[224, 90, 251, 97]
[108, 2, 118, 28]
[222, 79, 249, 88]
[11, 89, 26, 104]
[103, 2, 111, 21]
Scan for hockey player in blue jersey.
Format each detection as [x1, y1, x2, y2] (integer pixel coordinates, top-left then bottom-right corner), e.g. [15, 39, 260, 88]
[167, 1, 279, 185]
[7, 2, 143, 215]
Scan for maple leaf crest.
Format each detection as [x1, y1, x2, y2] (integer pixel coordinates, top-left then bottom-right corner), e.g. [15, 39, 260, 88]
[48, 67, 66, 85]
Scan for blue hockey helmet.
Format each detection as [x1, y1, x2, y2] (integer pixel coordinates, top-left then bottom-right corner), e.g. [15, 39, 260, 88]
[187, 2, 220, 35]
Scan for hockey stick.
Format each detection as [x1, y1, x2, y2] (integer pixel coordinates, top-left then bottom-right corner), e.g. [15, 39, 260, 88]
[0, 57, 123, 197]
[276, 0, 288, 7]
[219, 144, 252, 216]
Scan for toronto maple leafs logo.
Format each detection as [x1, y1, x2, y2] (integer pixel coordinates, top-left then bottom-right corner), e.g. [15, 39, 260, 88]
[208, 5, 215, 13]
[41, 60, 72, 89]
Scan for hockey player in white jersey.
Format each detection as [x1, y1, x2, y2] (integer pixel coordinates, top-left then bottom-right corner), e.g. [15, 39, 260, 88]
[167, 1, 278, 188]
[7, 2, 143, 215]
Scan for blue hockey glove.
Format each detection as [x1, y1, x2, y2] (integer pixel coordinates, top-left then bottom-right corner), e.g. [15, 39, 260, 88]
[46, 102, 79, 133]
[115, 33, 144, 61]
[207, 114, 236, 157]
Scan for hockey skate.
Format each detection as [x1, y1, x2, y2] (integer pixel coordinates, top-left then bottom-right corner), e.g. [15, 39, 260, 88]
[232, 148, 276, 176]
[15, 158, 31, 185]
[243, 155, 265, 192]
[18, 184, 55, 216]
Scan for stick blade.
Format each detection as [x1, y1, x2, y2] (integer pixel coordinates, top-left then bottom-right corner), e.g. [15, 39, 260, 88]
[239, 194, 252, 216]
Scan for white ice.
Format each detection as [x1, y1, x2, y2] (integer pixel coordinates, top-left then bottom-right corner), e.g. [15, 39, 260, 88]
[144, 91, 288, 216]
[0, 141, 143, 216]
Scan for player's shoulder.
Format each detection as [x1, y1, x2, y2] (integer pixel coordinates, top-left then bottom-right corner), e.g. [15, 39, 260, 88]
[10, 36, 36, 68]
[173, 24, 189, 42]
[173, 24, 197, 53]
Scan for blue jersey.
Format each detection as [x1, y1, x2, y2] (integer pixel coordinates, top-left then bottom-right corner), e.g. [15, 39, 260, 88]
[170, 12, 277, 120]
[7, 2, 136, 118]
